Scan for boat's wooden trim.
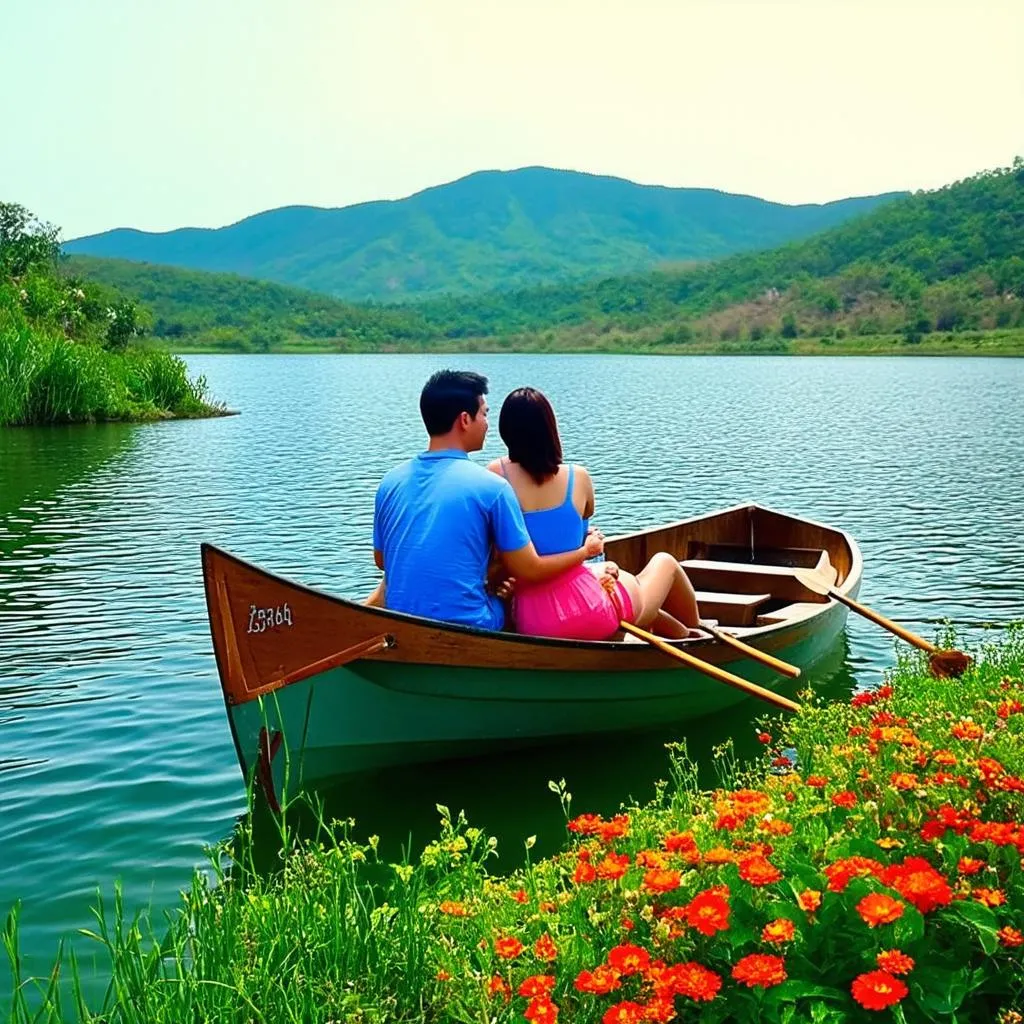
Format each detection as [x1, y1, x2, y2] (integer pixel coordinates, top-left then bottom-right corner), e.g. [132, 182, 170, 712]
[201, 503, 863, 709]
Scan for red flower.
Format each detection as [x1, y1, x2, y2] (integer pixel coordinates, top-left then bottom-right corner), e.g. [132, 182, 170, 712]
[524, 995, 559, 1022]
[806, 775, 829, 788]
[973, 887, 1007, 907]
[602, 1001, 646, 1024]
[876, 950, 915, 975]
[512, 888, 529, 904]
[889, 772, 919, 791]
[662, 830, 699, 859]
[762, 918, 796, 944]
[486, 975, 510, 1001]
[573, 860, 597, 884]
[731, 954, 786, 988]
[851, 970, 908, 1010]
[880, 856, 953, 914]
[494, 936, 524, 959]
[596, 852, 630, 880]
[950, 720, 984, 741]
[958, 856, 985, 875]
[642, 996, 676, 1022]
[661, 961, 722, 1002]
[534, 933, 558, 961]
[567, 813, 603, 835]
[998, 927, 1024, 948]
[596, 815, 631, 844]
[856, 893, 905, 927]
[824, 856, 883, 892]
[797, 889, 822, 913]
[738, 854, 783, 887]
[684, 886, 731, 936]
[607, 944, 650, 976]
[831, 790, 858, 808]
[519, 975, 556, 997]
[758, 731, 772, 743]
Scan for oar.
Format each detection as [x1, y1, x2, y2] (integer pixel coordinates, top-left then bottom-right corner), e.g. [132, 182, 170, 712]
[698, 622, 801, 679]
[793, 569, 972, 679]
[620, 621, 801, 713]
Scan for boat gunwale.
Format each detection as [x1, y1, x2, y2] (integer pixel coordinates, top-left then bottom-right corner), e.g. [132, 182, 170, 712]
[201, 501, 863, 658]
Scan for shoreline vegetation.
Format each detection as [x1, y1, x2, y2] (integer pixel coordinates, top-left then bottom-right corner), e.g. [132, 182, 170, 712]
[0, 203, 223, 427]
[6, 626, 1024, 1022]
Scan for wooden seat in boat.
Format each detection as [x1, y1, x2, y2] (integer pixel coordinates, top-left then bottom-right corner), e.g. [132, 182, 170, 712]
[694, 590, 771, 627]
[680, 559, 830, 604]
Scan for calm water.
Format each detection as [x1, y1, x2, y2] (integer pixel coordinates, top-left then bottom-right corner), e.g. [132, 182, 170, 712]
[2, 354, 1023, 994]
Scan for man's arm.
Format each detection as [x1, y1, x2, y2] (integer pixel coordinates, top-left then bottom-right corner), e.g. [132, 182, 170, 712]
[499, 532, 604, 583]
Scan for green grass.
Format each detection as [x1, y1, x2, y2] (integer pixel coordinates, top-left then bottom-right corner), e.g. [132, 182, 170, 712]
[6, 626, 1024, 1022]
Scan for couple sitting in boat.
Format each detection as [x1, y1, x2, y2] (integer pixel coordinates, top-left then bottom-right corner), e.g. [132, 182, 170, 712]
[370, 370, 703, 641]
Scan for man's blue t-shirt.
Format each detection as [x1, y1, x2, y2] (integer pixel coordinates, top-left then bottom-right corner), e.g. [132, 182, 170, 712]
[373, 450, 531, 630]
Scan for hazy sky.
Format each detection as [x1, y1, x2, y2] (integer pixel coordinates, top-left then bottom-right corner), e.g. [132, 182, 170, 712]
[3, 0, 1022, 239]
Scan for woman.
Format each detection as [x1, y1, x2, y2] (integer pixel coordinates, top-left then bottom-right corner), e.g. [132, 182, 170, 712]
[488, 387, 704, 642]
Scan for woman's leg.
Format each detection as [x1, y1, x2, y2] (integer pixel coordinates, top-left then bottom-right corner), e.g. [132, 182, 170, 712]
[634, 552, 701, 629]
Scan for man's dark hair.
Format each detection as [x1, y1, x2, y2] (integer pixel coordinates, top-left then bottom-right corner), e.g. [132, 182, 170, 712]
[419, 370, 489, 436]
[498, 387, 563, 484]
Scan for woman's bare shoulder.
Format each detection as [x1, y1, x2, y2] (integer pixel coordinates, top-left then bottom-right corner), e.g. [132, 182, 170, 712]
[486, 457, 504, 475]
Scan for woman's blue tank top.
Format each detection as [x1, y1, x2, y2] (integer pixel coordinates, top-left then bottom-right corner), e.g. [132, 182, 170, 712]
[504, 462, 590, 556]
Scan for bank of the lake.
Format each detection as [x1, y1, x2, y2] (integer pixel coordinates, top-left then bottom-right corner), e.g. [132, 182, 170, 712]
[1, 203, 223, 426]
[8, 629, 1024, 1023]
[165, 327, 1024, 357]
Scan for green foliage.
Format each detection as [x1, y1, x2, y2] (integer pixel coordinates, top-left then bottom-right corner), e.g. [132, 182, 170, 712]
[0, 203, 219, 425]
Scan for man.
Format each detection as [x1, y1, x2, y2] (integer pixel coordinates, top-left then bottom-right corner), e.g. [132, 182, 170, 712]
[371, 369, 603, 629]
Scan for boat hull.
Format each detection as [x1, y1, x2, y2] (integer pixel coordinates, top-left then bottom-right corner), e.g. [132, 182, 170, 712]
[203, 502, 863, 801]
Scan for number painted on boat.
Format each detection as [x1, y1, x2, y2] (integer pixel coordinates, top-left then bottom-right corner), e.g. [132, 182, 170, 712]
[247, 603, 294, 634]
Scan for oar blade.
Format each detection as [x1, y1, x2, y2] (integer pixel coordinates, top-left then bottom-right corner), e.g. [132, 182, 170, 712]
[792, 568, 833, 597]
[929, 649, 973, 679]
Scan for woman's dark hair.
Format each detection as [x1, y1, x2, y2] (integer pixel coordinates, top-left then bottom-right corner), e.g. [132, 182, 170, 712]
[419, 370, 488, 436]
[499, 387, 563, 484]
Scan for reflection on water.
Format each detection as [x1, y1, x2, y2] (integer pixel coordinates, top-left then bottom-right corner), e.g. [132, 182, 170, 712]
[2, 353, 1023, 994]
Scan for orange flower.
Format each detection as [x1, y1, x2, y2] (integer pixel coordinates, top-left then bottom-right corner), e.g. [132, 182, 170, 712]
[958, 857, 985, 875]
[643, 868, 682, 894]
[824, 855, 884, 892]
[439, 900, 470, 916]
[660, 961, 722, 1002]
[851, 970, 908, 1010]
[856, 893, 905, 927]
[567, 813, 603, 835]
[596, 852, 630, 880]
[486, 975, 510, 1001]
[602, 1002, 646, 1024]
[731, 954, 787, 988]
[524, 995, 559, 1022]
[635, 849, 669, 869]
[573, 861, 597, 884]
[703, 846, 734, 864]
[642, 996, 676, 1022]
[738, 854, 783, 887]
[761, 918, 796, 944]
[881, 857, 953, 914]
[876, 950, 915, 975]
[950, 720, 984, 741]
[684, 886, 731, 936]
[663, 830, 699, 859]
[806, 775, 829, 788]
[997, 927, 1024, 948]
[575, 965, 621, 994]
[519, 975, 556, 997]
[436, 970, 451, 981]
[831, 790, 858, 808]
[973, 887, 1007, 907]
[759, 818, 794, 836]
[494, 936, 524, 959]
[607, 943, 650, 976]
[596, 814, 631, 844]
[534, 933, 558, 961]
[797, 889, 822, 913]
[512, 888, 529, 904]
[933, 749, 958, 766]
[890, 772, 919, 791]
[540, 900, 558, 913]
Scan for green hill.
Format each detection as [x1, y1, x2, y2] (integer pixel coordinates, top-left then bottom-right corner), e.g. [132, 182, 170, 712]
[62, 167, 901, 301]
[69, 160, 1024, 356]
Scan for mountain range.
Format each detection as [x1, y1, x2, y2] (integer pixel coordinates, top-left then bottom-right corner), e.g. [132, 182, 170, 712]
[64, 167, 903, 302]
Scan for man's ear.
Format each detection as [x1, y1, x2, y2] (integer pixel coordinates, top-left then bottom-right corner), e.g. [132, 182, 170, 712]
[457, 410, 472, 430]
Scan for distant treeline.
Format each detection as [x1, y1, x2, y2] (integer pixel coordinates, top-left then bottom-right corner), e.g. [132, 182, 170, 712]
[69, 160, 1024, 354]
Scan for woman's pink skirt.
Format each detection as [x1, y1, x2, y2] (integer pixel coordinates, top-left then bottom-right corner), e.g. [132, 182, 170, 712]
[513, 564, 634, 641]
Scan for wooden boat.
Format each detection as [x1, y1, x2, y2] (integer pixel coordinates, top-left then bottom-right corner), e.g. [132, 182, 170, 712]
[202, 503, 862, 807]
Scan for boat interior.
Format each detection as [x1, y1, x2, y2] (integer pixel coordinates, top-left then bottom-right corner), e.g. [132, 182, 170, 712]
[603, 504, 855, 634]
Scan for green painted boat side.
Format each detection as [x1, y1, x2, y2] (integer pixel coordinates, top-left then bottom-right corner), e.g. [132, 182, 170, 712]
[228, 597, 850, 795]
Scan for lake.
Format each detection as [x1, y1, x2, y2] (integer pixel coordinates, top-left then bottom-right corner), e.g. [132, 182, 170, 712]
[2, 353, 1022, 997]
